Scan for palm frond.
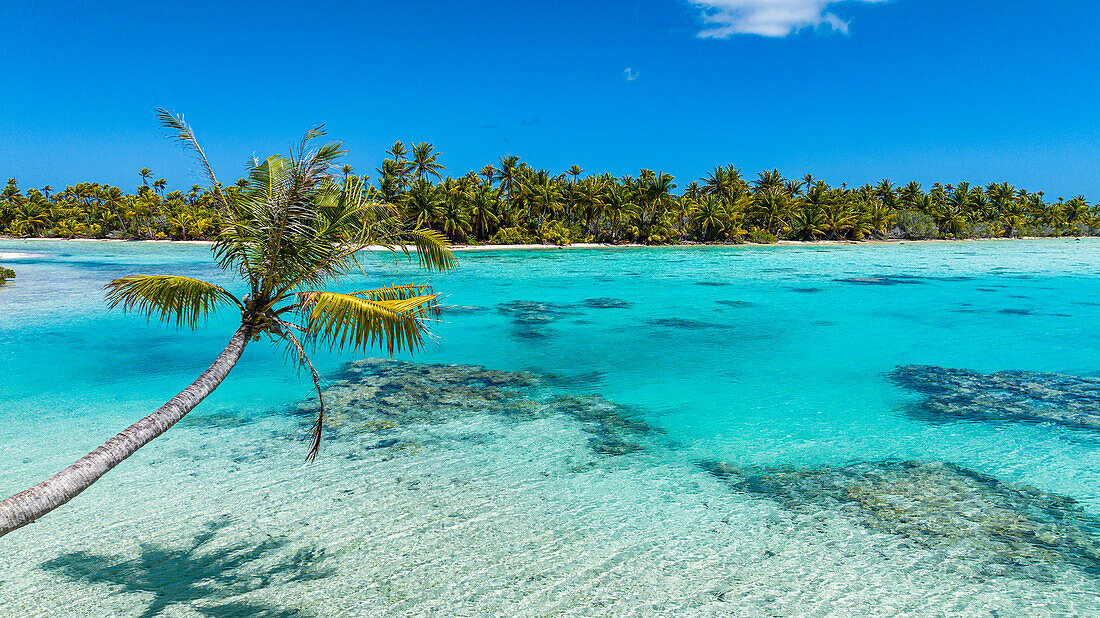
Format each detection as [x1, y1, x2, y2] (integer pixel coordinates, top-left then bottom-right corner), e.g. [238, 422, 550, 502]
[214, 135, 353, 299]
[368, 226, 456, 271]
[155, 108, 222, 201]
[403, 228, 457, 271]
[105, 275, 241, 329]
[352, 284, 441, 308]
[275, 324, 327, 462]
[295, 288, 440, 355]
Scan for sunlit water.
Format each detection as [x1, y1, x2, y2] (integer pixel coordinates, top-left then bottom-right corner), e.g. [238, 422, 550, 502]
[2, 238, 1100, 616]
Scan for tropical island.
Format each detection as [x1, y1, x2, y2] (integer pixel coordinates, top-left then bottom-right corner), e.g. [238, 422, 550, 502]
[2, 147, 1095, 245]
[4, 0, 1100, 614]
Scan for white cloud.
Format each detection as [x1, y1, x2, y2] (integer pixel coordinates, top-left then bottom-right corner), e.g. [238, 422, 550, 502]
[690, 0, 890, 38]
[624, 67, 640, 81]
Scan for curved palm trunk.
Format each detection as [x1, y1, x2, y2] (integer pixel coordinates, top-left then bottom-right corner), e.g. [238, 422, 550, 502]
[0, 324, 251, 538]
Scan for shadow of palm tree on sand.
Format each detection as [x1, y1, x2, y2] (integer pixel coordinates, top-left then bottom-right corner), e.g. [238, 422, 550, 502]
[40, 518, 332, 617]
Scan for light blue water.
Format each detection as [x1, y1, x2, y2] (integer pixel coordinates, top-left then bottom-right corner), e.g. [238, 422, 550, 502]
[2, 238, 1100, 615]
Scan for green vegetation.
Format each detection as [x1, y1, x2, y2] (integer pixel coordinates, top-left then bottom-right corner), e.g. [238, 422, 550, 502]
[0, 113, 454, 536]
[2, 144, 1096, 243]
[0, 265, 13, 285]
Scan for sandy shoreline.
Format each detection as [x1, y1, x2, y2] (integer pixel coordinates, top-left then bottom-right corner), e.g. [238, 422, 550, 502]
[1, 235, 1091, 255]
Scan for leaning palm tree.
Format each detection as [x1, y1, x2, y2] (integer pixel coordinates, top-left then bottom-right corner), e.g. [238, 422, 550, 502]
[0, 111, 454, 537]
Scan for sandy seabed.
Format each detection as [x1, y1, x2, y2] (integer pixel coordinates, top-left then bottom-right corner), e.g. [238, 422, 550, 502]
[1, 378, 1097, 617]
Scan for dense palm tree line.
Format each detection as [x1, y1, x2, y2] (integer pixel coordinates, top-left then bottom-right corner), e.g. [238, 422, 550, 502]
[3, 144, 1096, 243]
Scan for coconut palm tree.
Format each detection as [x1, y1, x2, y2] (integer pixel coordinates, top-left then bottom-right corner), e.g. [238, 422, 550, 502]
[1066, 196, 1090, 227]
[403, 179, 446, 229]
[0, 112, 455, 537]
[790, 185, 831, 240]
[567, 164, 584, 185]
[411, 142, 445, 182]
[467, 180, 500, 240]
[753, 169, 785, 194]
[789, 203, 827, 240]
[821, 197, 857, 239]
[479, 164, 497, 187]
[753, 188, 787, 235]
[691, 196, 726, 241]
[603, 182, 635, 242]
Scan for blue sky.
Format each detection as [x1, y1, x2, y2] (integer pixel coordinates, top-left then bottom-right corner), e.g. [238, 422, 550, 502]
[1, 0, 1098, 198]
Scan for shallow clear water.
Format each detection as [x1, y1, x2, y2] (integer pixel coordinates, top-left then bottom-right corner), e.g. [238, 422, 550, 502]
[2, 238, 1100, 615]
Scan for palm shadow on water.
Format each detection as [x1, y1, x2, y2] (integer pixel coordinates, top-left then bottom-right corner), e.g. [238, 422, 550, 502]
[40, 518, 333, 617]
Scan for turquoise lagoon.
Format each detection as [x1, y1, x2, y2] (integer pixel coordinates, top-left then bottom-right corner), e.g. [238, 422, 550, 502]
[1, 238, 1100, 615]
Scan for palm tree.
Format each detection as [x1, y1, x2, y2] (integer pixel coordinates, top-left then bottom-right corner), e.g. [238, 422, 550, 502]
[1066, 196, 1090, 227]
[603, 182, 635, 242]
[0, 111, 455, 537]
[9, 202, 50, 235]
[387, 141, 407, 162]
[1001, 200, 1027, 237]
[497, 155, 520, 197]
[576, 176, 606, 236]
[753, 188, 787, 235]
[479, 164, 497, 187]
[704, 164, 730, 197]
[899, 181, 923, 210]
[691, 196, 726, 241]
[933, 183, 972, 237]
[384, 142, 412, 192]
[821, 197, 857, 239]
[403, 179, 446, 229]
[753, 169, 785, 194]
[568, 164, 584, 185]
[467, 181, 500, 240]
[789, 204, 827, 240]
[865, 198, 897, 239]
[411, 142, 445, 182]
[497, 155, 521, 226]
[790, 185, 831, 240]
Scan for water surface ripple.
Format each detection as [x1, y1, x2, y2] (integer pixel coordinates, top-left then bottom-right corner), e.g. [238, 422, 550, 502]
[2, 239, 1100, 615]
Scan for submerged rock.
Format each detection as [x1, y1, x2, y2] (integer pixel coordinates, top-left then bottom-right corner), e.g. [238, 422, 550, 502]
[699, 459, 1100, 575]
[645, 318, 722, 330]
[714, 300, 755, 308]
[580, 297, 633, 309]
[888, 365, 1100, 430]
[298, 358, 655, 457]
[496, 298, 636, 338]
[496, 300, 578, 339]
[446, 305, 489, 314]
[180, 409, 255, 429]
[835, 275, 925, 286]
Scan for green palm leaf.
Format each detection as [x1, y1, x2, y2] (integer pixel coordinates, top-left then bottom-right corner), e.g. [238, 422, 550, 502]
[105, 275, 241, 329]
[296, 287, 441, 354]
[396, 228, 456, 271]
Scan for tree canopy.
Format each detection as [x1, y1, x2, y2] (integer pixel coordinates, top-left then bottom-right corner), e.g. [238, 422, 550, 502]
[3, 150, 1096, 245]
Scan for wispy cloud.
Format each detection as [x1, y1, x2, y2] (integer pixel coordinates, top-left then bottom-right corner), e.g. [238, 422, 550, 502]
[624, 67, 640, 82]
[690, 0, 890, 38]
